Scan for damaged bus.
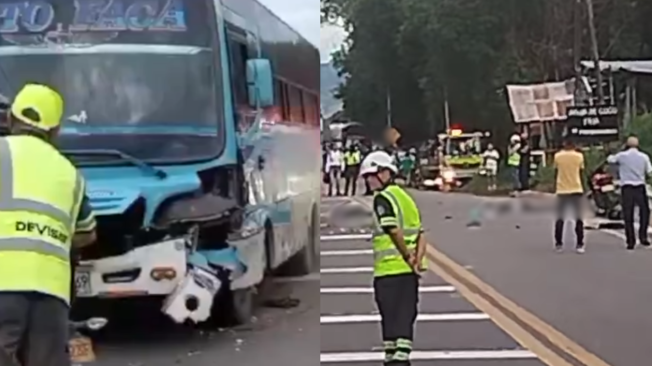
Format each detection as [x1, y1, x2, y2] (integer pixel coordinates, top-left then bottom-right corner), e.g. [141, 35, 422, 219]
[0, 0, 320, 325]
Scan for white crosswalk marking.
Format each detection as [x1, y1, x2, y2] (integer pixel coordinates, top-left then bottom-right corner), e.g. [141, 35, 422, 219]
[321, 313, 490, 324]
[320, 286, 456, 294]
[321, 350, 538, 362]
[319, 199, 542, 364]
[321, 267, 372, 273]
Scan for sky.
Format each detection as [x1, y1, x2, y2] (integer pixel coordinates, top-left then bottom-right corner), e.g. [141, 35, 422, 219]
[320, 23, 346, 63]
[257, 0, 345, 62]
[259, 0, 320, 46]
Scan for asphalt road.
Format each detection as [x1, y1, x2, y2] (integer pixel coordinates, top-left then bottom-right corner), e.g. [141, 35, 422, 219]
[89, 276, 318, 366]
[84, 189, 651, 366]
[89, 254, 320, 364]
[416, 190, 652, 366]
[319, 196, 544, 366]
[322, 190, 652, 366]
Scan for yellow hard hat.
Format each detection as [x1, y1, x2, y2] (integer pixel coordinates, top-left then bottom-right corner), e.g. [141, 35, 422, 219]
[10, 83, 64, 131]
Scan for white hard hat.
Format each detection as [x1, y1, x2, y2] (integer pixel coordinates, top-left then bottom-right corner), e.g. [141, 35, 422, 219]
[359, 151, 398, 176]
[510, 134, 521, 143]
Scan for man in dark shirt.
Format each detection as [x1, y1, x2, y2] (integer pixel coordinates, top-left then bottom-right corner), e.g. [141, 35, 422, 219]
[518, 132, 531, 191]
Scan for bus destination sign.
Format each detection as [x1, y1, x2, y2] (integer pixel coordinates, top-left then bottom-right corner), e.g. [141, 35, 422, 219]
[0, 0, 187, 33]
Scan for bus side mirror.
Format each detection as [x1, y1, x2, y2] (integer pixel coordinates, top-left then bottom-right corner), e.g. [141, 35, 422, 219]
[246, 58, 274, 108]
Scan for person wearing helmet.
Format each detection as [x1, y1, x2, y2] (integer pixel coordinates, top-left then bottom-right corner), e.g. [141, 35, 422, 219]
[343, 144, 362, 196]
[359, 150, 427, 366]
[0, 83, 97, 366]
[507, 133, 522, 194]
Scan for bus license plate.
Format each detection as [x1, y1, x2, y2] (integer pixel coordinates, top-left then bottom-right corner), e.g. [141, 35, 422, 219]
[69, 336, 95, 363]
[75, 271, 92, 296]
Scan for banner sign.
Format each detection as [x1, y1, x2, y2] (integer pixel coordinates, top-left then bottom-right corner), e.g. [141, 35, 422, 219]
[506, 80, 575, 123]
[565, 106, 619, 142]
[0, 0, 207, 46]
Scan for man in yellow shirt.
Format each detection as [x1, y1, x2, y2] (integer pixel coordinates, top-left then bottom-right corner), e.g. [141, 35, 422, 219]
[553, 138, 585, 253]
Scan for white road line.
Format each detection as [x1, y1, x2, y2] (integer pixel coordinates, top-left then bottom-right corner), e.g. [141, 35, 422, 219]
[321, 267, 373, 274]
[601, 229, 627, 241]
[321, 234, 372, 241]
[272, 273, 320, 283]
[321, 249, 372, 256]
[320, 312, 489, 324]
[320, 285, 455, 294]
[320, 350, 537, 362]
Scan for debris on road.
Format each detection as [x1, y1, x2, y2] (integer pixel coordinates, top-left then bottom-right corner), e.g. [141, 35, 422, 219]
[262, 297, 301, 309]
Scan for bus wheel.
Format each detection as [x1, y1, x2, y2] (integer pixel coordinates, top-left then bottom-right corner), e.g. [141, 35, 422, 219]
[205, 285, 254, 327]
[229, 287, 254, 325]
[281, 205, 318, 276]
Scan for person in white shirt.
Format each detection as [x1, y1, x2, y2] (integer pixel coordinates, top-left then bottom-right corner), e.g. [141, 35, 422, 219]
[482, 143, 500, 191]
[606, 136, 652, 250]
[326, 145, 344, 196]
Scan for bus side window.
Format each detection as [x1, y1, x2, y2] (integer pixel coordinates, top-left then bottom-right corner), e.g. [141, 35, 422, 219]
[227, 36, 249, 128]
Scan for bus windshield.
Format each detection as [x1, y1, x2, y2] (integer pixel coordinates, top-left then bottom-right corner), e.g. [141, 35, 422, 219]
[0, 0, 222, 163]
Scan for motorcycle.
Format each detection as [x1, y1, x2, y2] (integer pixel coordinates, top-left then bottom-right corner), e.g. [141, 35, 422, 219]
[587, 166, 622, 221]
[69, 317, 108, 365]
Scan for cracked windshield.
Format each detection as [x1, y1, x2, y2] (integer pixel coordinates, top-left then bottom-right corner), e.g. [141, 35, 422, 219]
[0, 0, 220, 162]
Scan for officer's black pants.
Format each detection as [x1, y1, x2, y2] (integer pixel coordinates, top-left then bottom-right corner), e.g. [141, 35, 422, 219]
[344, 164, 360, 196]
[374, 273, 419, 365]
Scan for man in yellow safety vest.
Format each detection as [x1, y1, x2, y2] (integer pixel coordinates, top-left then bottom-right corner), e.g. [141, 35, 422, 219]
[0, 83, 97, 366]
[343, 144, 362, 196]
[507, 134, 522, 194]
[359, 150, 427, 366]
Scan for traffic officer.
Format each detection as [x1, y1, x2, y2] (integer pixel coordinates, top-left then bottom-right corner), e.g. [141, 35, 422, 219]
[359, 150, 427, 366]
[0, 83, 97, 366]
[343, 144, 362, 196]
[507, 134, 521, 194]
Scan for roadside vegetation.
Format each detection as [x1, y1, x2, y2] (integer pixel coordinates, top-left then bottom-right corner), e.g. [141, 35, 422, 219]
[461, 113, 652, 196]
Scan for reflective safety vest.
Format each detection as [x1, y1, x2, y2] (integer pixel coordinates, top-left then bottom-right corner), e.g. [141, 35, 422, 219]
[507, 148, 520, 167]
[344, 151, 361, 166]
[0, 135, 85, 305]
[372, 185, 425, 277]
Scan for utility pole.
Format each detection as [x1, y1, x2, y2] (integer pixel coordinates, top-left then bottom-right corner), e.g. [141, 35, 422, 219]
[443, 86, 451, 132]
[572, 0, 582, 101]
[385, 88, 392, 128]
[443, 86, 451, 153]
[585, 0, 604, 104]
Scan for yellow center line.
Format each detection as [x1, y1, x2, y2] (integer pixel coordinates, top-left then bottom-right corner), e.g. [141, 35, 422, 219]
[426, 244, 613, 366]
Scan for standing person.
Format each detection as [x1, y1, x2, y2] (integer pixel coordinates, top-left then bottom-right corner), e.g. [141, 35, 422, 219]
[325, 144, 344, 196]
[507, 135, 521, 194]
[607, 136, 652, 250]
[0, 83, 97, 366]
[518, 132, 531, 192]
[401, 148, 417, 186]
[359, 151, 427, 366]
[482, 143, 500, 191]
[343, 145, 362, 196]
[553, 138, 585, 253]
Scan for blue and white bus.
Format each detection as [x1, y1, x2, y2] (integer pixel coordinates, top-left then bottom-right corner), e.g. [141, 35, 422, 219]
[0, 0, 320, 325]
